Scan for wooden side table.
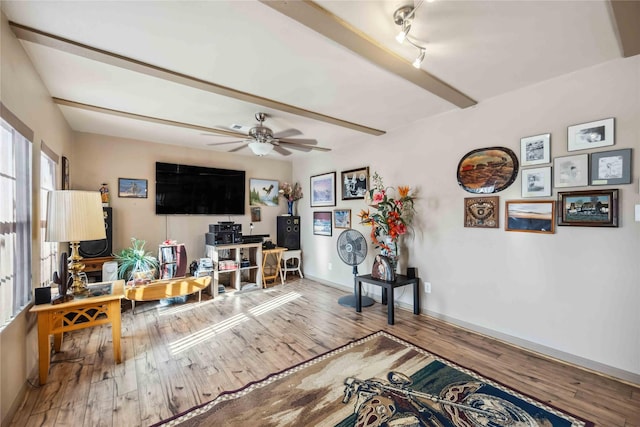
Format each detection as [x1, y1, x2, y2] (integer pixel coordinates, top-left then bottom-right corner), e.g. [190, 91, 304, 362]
[262, 247, 287, 287]
[355, 274, 420, 325]
[29, 280, 124, 385]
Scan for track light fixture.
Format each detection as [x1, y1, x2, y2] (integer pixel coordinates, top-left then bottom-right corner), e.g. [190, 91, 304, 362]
[393, 4, 428, 68]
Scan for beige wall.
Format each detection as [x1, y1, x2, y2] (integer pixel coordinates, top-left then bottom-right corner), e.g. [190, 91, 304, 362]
[296, 56, 640, 382]
[72, 133, 292, 257]
[0, 12, 74, 425]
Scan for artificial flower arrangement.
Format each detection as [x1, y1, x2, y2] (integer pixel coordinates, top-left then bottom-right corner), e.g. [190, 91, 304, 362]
[358, 172, 415, 256]
[279, 182, 303, 202]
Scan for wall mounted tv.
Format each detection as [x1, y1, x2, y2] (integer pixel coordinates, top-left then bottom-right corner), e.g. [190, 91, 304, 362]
[155, 162, 245, 215]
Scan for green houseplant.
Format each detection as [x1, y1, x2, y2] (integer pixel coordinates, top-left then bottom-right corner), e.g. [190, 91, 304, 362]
[115, 238, 159, 285]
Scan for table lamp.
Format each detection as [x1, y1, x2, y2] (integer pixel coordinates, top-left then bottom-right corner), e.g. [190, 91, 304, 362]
[45, 190, 106, 295]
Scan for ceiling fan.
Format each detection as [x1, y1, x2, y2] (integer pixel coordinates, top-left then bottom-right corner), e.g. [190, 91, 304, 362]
[207, 112, 329, 156]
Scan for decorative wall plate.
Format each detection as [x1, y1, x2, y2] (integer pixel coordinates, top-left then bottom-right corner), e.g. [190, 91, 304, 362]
[457, 147, 519, 194]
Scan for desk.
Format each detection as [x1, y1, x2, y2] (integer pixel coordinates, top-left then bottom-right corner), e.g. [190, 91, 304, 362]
[262, 247, 287, 287]
[29, 280, 124, 385]
[355, 274, 420, 325]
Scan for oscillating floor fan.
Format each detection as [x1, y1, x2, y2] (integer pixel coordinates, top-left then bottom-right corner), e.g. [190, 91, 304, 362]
[336, 229, 374, 308]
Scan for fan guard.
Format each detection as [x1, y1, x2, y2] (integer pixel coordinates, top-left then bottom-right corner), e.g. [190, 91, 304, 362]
[336, 229, 374, 308]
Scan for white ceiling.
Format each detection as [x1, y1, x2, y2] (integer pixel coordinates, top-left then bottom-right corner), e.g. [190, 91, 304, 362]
[1, 0, 631, 158]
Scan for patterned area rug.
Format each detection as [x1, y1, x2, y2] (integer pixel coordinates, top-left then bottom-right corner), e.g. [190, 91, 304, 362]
[154, 331, 592, 426]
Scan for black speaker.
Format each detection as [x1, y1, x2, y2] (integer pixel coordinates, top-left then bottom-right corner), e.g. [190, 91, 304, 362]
[34, 287, 51, 305]
[79, 207, 113, 258]
[277, 216, 300, 250]
[407, 267, 417, 279]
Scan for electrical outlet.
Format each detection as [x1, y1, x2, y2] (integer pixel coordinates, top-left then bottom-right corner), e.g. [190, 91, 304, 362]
[424, 282, 432, 293]
[328, 263, 332, 271]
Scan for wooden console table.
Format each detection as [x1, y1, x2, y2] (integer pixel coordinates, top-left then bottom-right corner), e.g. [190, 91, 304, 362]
[124, 276, 211, 313]
[355, 274, 420, 325]
[29, 280, 124, 385]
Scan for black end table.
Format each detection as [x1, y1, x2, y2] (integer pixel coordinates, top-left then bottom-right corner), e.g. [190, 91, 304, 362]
[355, 274, 420, 325]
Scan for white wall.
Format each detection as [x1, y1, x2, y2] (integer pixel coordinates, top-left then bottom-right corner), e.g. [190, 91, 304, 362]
[296, 56, 640, 382]
[0, 11, 74, 425]
[72, 133, 292, 257]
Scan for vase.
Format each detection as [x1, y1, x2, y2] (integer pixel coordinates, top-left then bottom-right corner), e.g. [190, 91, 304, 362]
[380, 236, 398, 279]
[287, 200, 294, 216]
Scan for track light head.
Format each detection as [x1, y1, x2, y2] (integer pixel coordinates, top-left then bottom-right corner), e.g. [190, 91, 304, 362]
[393, 5, 428, 68]
[412, 49, 426, 68]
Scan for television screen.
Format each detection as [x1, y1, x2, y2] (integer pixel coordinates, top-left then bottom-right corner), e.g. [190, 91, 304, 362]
[155, 162, 245, 215]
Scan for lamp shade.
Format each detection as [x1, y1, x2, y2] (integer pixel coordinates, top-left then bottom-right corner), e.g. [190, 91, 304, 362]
[45, 190, 106, 243]
[248, 141, 274, 156]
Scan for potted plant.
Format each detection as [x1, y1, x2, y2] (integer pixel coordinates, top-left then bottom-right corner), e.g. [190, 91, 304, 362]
[115, 238, 159, 285]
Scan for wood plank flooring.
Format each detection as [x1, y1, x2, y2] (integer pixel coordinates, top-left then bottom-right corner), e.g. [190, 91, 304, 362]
[9, 278, 640, 426]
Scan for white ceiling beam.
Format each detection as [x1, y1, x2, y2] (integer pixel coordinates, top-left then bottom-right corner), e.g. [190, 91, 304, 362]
[260, 0, 477, 109]
[609, 0, 640, 58]
[9, 21, 385, 136]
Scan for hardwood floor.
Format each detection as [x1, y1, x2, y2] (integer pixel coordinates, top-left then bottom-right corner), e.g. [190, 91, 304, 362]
[9, 278, 640, 426]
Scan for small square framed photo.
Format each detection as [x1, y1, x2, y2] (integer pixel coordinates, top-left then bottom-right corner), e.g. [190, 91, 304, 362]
[520, 133, 550, 166]
[557, 189, 618, 227]
[590, 148, 632, 185]
[505, 200, 555, 234]
[341, 167, 369, 200]
[313, 211, 332, 236]
[464, 196, 499, 228]
[567, 118, 614, 151]
[553, 154, 589, 188]
[118, 178, 148, 198]
[521, 167, 552, 197]
[310, 172, 336, 207]
[334, 209, 351, 229]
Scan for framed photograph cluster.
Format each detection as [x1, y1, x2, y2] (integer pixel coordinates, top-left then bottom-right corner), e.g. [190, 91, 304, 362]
[505, 200, 555, 234]
[464, 196, 499, 228]
[519, 134, 551, 198]
[313, 211, 332, 236]
[334, 209, 351, 229]
[557, 189, 618, 227]
[567, 118, 614, 152]
[341, 167, 369, 200]
[310, 172, 336, 207]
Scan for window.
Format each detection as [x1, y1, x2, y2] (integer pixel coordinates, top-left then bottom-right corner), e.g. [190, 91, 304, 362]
[1, 117, 33, 329]
[40, 147, 57, 287]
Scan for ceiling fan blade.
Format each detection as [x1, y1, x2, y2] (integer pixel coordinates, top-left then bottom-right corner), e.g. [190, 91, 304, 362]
[273, 128, 302, 139]
[272, 145, 292, 156]
[229, 144, 249, 153]
[280, 143, 313, 152]
[279, 138, 318, 145]
[207, 140, 247, 146]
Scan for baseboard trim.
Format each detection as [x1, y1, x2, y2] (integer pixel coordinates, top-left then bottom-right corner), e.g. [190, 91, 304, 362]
[309, 275, 640, 386]
[1, 381, 27, 427]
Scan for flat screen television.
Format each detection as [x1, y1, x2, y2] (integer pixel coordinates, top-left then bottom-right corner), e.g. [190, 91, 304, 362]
[155, 162, 245, 215]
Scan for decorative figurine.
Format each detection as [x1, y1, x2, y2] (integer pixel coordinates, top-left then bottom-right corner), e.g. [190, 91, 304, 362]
[100, 182, 110, 206]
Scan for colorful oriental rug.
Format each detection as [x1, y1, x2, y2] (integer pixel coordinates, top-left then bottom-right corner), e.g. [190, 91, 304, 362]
[155, 331, 592, 426]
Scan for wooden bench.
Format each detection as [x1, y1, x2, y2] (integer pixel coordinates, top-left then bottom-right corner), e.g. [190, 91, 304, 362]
[124, 276, 211, 313]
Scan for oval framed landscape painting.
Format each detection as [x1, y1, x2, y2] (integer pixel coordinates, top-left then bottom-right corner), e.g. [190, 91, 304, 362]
[457, 147, 519, 194]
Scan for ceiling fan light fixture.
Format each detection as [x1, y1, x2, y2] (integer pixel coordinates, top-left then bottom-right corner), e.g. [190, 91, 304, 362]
[248, 141, 274, 156]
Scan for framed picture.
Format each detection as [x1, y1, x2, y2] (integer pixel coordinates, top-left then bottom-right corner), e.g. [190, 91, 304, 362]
[310, 172, 336, 207]
[250, 207, 261, 222]
[250, 178, 279, 206]
[557, 189, 618, 227]
[61, 156, 70, 190]
[313, 211, 332, 236]
[520, 133, 550, 166]
[553, 154, 589, 188]
[457, 147, 519, 194]
[341, 167, 369, 200]
[505, 200, 555, 234]
[589, 148, 632, 185]
[464, 196, 499, 228]
[567, 118, 614, 151]
[118, 178, 147, 198]
[334, 209, 351, 229]
[521, 166, 552, 197]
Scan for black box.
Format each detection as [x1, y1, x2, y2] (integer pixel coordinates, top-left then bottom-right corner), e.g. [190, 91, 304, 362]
[34, 287, 51, 305]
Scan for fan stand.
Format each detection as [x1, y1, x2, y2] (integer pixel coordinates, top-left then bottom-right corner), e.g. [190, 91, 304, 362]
[338, 265, 374, 308]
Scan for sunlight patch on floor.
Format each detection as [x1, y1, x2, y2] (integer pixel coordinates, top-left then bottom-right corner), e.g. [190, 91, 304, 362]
[248, 292, 301, 317]
[169, 312, 249, 355]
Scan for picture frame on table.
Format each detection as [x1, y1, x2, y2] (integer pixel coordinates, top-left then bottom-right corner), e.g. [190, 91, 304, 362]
[310, 172, 336, 207]
[341, 167, 369, 200]
[118, 178, 148, 198]
[464, 196, 499, 228]
[334, 209, 351, 229]
[557, 189, 618, 227]
[249, 178, 279, 206]
[313, 211, 332, 236]
[589, 148, 632, 185]
[505, 200, 555, 234]
[61, 156, 70, 190]
[521, 166, 552, 197]
[567, 118, 614, 151]
[520, 133, 550, 166]
[553, 154, 589, 188]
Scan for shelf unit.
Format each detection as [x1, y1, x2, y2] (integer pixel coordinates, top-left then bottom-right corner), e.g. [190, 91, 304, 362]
[205, 242, 262, 297]
[158, 244, 187, 279]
